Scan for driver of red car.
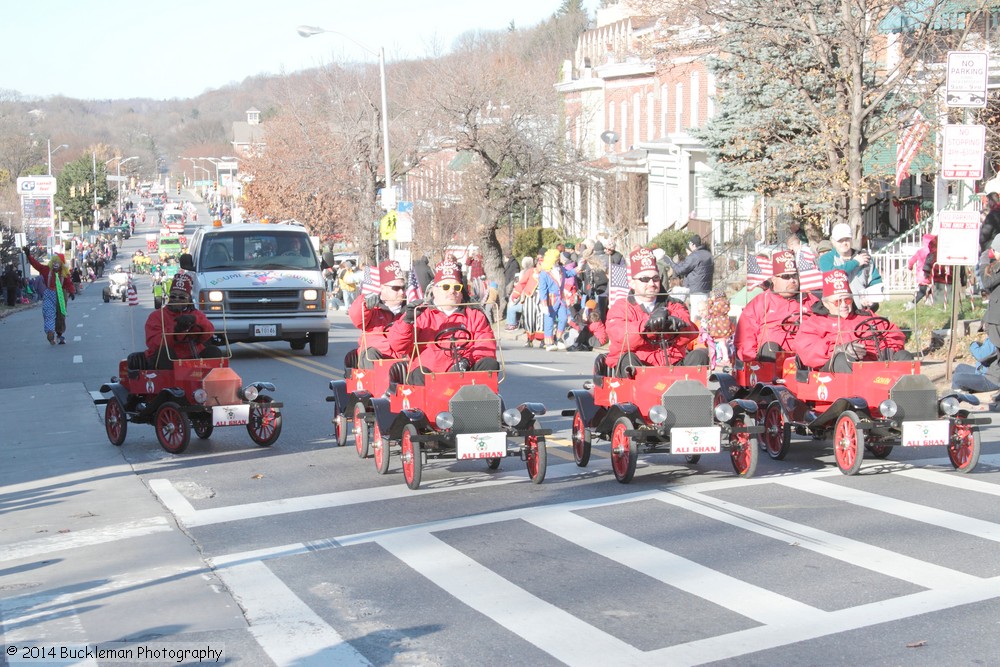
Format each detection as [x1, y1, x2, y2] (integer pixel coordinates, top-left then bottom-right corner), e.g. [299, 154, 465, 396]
[605, 248, 706, 375]
[734, 250, 818, 362]
[349, 259, 408, 368]
[793, 269, 910, 372]
[144, 273, 222, 369]
[388, 260, 499, 383]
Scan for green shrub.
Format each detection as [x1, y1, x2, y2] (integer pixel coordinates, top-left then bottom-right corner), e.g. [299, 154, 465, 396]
[512, 227, 562, 261]
[649, 229, 690, 259]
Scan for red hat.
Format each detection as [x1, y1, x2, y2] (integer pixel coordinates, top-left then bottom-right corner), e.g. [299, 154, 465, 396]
[171, 272, 194, 296]
[771, 250, 797, 276]
[822, 270, 851, 299]
[628, 248, 658, 278]
[378, 260, 405, 285]
[433, 261, 463, 284]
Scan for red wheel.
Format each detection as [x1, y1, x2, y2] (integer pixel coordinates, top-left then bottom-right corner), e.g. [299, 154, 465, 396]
[373, 421, 390, 474]
[333, 412, 348, 447]
[571, 411, 591, 467]
[948, 422, 981, 473]
[610, 416, 637, 483]
[401, 425, 422, 490]
[354, 403, 369, 458]
[762, 402, 790, 460]
[155, 401, 190, 454]
[525, 433, 547, 484]
[105, 398, 127, 446]
[865, 443, 893, 459]
[729, 414, 758, 478]
[247, 396, 281, 447]
[833, 410, 864, 475]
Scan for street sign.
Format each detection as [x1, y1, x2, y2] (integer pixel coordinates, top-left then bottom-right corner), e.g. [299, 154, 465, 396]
[936, 210, 980, 266]
[946, 51, 988, 108]
[941, 124, 985, 179]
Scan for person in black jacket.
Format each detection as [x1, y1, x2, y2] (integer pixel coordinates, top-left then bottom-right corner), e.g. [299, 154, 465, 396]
[412, 254, 434, 293]
[980, 193, 1000, 254]
[664, 234, 714, 322]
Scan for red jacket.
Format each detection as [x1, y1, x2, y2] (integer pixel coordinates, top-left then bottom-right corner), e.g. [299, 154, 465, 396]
[793, 303, 906, 369]
[388, 305, 496, 373]
[349, 296, 404, 357]
[145, 308, 215, 362]
[606, 295, 696, 368]
[27, 255, 75, 297]
[735, 290, 818, 361]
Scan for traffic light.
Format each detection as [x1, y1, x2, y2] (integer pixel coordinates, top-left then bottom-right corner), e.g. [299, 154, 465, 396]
[176, 182, 181, 194]
[213, 181, 218, 192]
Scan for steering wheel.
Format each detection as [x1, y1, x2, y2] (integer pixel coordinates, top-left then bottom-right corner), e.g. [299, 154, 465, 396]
[779, 314, 800, 335]
[853, 316, 894, 360]
[433, 325, 473, 353]
[281, 250, 299, 257]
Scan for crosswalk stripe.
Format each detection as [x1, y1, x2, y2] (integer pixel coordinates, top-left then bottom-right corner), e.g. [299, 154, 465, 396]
[776, 476, 1000, 543]
[654, 489, 977, 589]
[893, 466, 1000, 495]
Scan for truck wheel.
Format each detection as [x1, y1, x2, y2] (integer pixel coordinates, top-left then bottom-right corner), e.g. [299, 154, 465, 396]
[309, 332, 329, 356]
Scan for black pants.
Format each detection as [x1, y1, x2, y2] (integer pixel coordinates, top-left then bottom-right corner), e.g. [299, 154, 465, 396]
[407, 358, 500, 385]
[150, 344, 223, 370]
[615, 348, 710, 376]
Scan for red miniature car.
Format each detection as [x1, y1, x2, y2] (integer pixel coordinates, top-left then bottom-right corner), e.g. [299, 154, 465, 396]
[327, 354, 398, 458]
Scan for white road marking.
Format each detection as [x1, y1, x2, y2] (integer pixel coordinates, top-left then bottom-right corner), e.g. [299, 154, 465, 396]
[1, 591, 97, 665]
[0, 517, 172, 563]
[214, 561, 370, 667]
[893, 466, 1000, 495]
[776, 476, 1000, 543]
[73, 335, 81, 341]
[519, 363, 564, 372]
[76, 323, 83, 327]
[73, 355, 83, 363]
[147, 479, 198, 523]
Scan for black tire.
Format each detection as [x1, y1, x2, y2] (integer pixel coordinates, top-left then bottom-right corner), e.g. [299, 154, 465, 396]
[486, 457, 502, 470]
[193, 419, 214, 440]
[155, 401, 190, 454]
[948, 422, 981, 473]
[309, 331, 329, 356]
[373, 420, 390, 474]
[102, 289, 110, 303]
[729, 415, 759, 478]
[865, 443, 893, 459]
[104, 398, 127, 446]
[571, 410, 591, 467]
[247, 396, 282, 447]
[401, 424, 422, 490]
[333, 412, 348, 447]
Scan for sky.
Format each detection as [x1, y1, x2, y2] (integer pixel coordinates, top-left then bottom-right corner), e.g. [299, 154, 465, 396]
[4, 0, 601, 101]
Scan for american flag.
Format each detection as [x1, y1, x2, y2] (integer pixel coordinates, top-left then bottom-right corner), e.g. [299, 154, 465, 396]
[747, 249, 824, 291]
[746, 253, 772, 289]
[360, 265, 379, 296]
[608, 262, 630, 307]
[896, 110, 930, 188]
[405, 269, 423, 303]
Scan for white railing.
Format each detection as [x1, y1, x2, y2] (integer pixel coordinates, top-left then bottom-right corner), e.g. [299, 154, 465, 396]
[874, 252, 917, 297]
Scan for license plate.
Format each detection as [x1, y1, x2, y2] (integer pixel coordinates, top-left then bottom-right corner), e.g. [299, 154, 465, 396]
[456, 432, 507, 459]
[670, 426, 722, 455]
[901, 419, 950, 447]
[254, 324, 277, 337]
[212, 404, 250, 427]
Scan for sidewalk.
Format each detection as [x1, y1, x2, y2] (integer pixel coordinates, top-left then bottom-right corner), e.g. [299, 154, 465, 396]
[0, 383, 249, 648]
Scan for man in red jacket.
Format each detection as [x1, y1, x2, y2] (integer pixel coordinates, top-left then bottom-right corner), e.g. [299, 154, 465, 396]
[793, 269, 910, 372]
[388, 260, 498, 383]
[735, 250, 817, 362]
[605, 248, 706, 375]
[349, 259, 408, 368]
[145, 273, 221, 369]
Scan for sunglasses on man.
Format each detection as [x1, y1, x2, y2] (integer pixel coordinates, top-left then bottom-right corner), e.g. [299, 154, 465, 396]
[437, 283, 463, 292]
[384, 285, 406, 292]
[775, 273, 799, 281]
[634, 275, 661, 283]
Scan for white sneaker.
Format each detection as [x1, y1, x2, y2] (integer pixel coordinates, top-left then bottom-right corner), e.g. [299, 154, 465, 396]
[903, 301, 915, 311]
[556, 341, 567, 350]
[545, 344, 558, 351]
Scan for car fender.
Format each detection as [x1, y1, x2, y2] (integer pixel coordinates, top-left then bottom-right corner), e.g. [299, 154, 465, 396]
[711, 371, 741, 403]
[563, 389, 602, 429]
[326, 380, 350, 417]
[595, 402, 642, 437]
[99, 381, 130, 407]
[387, 409, 430, 441]
[808, 396, 871, 429]
[369, 397, 396, 440]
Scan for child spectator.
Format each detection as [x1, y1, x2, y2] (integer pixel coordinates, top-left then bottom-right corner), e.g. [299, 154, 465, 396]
[699, 291, 735, 370]
[565, 299, 608, 351]
[905, 234, 936, 310]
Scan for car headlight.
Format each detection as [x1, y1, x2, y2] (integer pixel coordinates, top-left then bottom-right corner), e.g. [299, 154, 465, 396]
[502, 408, 522, 426]
[303, 289, 319, 301]
[939, 396, 959, 416]
[435, 411, 455, 430]
[879, 399, 898, 418]
[648, 405, 668, 424]
[242, 385, 259, 401]
[714, 402, 734, 423]
[193, 388, 208, 404]
[208, 290, 224, 303]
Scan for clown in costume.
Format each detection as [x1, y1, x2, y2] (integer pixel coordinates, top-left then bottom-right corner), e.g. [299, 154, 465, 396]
[24, 247, 75, 345]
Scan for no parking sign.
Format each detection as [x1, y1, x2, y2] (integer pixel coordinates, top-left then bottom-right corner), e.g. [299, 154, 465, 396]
[936, 210, 980, 266]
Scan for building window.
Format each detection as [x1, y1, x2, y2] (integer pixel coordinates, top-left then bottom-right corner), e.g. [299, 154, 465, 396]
[633, 93, 641, 146]
[621, 100, 629, 149]
[675, 83, 683, 131]
[690, 72, 700, 128]
[660, 83, 669, 135]
[647, 91, 655, 141]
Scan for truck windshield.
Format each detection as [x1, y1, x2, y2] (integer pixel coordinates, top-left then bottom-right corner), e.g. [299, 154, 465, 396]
[199, 231, 319, 271]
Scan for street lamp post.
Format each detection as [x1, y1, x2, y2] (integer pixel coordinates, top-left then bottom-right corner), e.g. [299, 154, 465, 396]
[117, 156, 138, 214]
[297, 24, 393, 258]
[47, 141, 69, 176]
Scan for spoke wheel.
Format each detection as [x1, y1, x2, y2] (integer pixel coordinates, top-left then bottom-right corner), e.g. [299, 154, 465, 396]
[193, 419, 214, 440]
[155, 401, 190, 454]
[401, 425, 422, 490]
[833, 410, 864, 475]
[247, 396, 281, 447]
[354, 403, 369, 458]
[104, 398, 128, 446]
[571, 411, 591, 467]
[486, 457, 502, 470]
[865, 443, 893, 459]
[729, 415, 759, 478]
[525, 433, 547, 484]
[333, 412, 348, 447]
[610, 416, 637, 483]
[373, 421, 390, 474]
[948, 422, 981, 473]
[763, 402, 791, 460]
